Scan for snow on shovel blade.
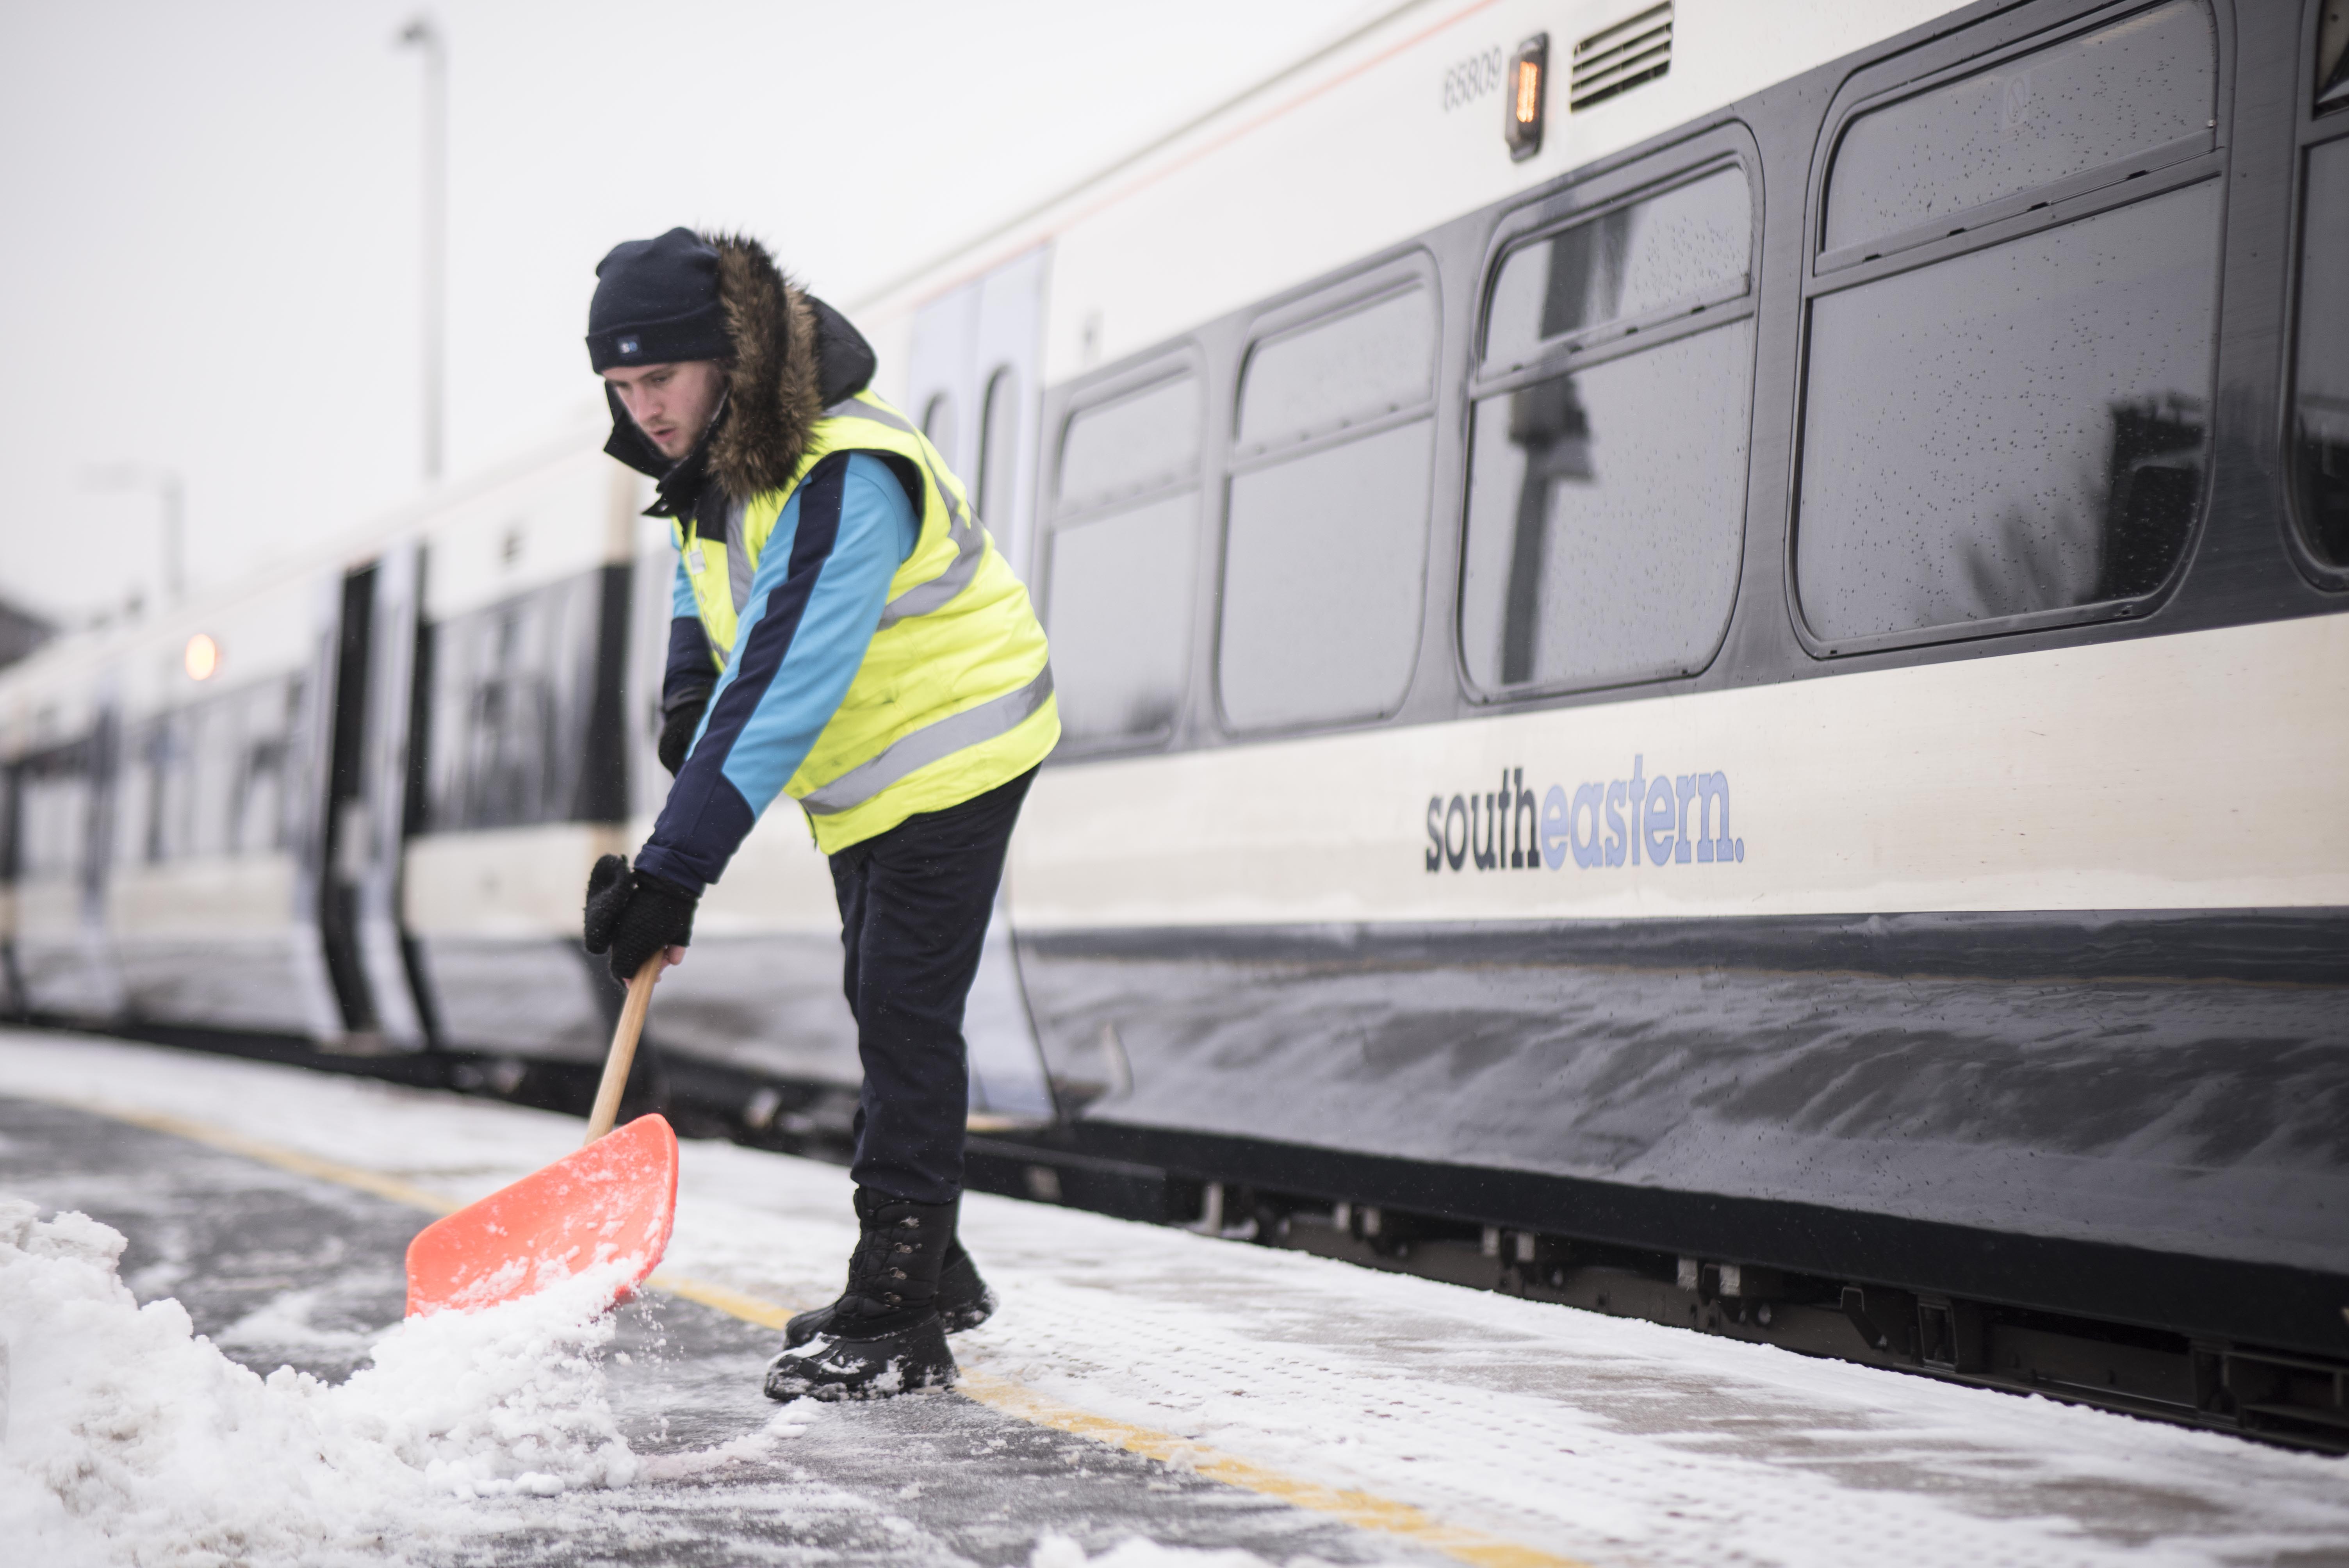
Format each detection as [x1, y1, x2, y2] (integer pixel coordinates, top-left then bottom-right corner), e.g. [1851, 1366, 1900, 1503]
[404, 1113, 679, 1317]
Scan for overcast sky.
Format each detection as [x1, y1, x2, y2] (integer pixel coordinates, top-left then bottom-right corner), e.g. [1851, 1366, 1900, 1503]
[0, 0, 1382, 626]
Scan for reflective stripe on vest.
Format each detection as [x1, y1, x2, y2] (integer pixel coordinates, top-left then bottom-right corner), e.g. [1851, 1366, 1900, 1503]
[723, 495, 753, 617]
[672, 390, 1057, 849]
[841, 396, 989, 631]
[800, 664, 1055, 816]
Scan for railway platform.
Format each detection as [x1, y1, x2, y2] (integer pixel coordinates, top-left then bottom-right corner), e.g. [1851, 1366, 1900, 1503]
[3, 1026, 2344, 1568]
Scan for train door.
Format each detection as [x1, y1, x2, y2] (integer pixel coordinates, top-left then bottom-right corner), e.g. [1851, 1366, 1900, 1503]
[351, 542, 432, 1048]
[905, 246, 1057, 1123]
[283, 574, 350, 1041]
[906, 283, 976, 473]
[309, 566, 378, 1040]
[906, 245, 1052, 576]
[304, 555, 434, 1049]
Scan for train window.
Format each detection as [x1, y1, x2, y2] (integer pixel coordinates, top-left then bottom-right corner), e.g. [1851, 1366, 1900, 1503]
[1055, 374, 1201, 514]
[1461, 167, 1754, 696]
[921, 392, 956, 461]
[1046, 494, 1197, 744]
[420, 570, 607, 830]
[1220, 284, 1436, 732]
[1484, 167, 1748, 374]
[14, 743, 92, 881]
[1796, 0, 2223, 648]
[2293, 136, 2349, 568]
[1235, 287, 1434, 455]
[977, 366, 1020, 531]
[1045, 371, 1203, 748]
[1798, 182, 2220, 646]
[140, 677, 300, 862]
[1822, 0, 2215, 260]
[1222, 425, 1432, 731]
[116, 721, 159, 865]
[2324, 0, 2349, 112]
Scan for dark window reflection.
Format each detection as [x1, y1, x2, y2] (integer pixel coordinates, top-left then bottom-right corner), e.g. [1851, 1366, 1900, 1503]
[424, 571, 605, 829]
[1467, 167, 1754, 693]
[1463, 324, 1752, 691]
[2295, 138, 2349, 567]
[1798, 182, 2218, 643]
[129, 677, 299, 864]
[14, 741, 99, 882]
[1825, 0, 2213, 254]
[2321, 11, 2349, 113]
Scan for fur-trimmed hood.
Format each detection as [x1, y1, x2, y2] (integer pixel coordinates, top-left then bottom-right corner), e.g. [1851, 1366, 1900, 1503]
[605, 233, 878, 515]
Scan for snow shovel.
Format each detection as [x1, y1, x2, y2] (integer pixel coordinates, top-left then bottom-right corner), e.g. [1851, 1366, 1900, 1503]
[404, 955, 679, 1317]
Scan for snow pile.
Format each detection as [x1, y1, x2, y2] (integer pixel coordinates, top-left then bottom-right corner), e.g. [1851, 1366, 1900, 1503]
[0, 1197, 641, 1564]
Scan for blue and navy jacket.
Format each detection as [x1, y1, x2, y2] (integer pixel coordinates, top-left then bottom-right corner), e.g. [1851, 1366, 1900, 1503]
[597, 277, 906, 892]
[637, 451, 918, 890]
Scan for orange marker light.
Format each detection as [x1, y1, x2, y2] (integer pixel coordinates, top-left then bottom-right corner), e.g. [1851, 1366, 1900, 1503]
[184, 633, 220, 681]
[1503, 34, 1548, 162]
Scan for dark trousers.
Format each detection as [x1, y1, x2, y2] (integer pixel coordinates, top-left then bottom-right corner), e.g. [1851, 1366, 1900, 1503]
[829, 766, 1035, 1205]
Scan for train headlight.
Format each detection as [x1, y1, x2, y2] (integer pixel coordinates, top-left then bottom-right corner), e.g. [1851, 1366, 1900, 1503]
[184, 633, 219, 681]
[1505, 34, 1547, 162]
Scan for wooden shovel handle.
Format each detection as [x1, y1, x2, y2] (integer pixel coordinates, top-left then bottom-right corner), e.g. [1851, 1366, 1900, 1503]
[585, 955, 662, 1146]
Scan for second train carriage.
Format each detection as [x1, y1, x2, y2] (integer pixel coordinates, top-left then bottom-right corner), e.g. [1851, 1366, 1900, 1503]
[4, 0, 2347, 1442]
[0, 415, 1056, 1117]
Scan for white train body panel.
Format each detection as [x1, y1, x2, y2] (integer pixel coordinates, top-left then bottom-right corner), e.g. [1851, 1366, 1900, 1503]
[1014, 613, 2349, 930]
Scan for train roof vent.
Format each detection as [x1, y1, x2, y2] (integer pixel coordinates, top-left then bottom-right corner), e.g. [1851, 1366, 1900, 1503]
[1570, 2, 1672, 113]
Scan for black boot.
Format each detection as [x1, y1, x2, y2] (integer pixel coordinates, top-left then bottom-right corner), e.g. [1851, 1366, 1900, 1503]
[764, 1188, 960, 1402]
[782, 1233, 996, 1348]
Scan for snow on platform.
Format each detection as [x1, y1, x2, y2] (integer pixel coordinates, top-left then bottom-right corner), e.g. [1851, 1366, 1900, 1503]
[2, 1026, 2345, 1568]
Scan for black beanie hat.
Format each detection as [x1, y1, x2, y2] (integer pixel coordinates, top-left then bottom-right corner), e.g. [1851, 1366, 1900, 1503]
[587, 227, 732, 372]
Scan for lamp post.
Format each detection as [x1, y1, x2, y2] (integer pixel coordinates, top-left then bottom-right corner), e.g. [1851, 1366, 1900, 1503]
[397, 15, 446, 484]
[83, 464, 185, 610]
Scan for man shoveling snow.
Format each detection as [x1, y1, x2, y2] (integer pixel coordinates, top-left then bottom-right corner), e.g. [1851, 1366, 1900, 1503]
[578, 228, 1057, 1402]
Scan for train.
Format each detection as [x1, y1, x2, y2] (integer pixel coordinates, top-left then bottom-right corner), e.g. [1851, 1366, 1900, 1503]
[5, 0, 2346, 1448]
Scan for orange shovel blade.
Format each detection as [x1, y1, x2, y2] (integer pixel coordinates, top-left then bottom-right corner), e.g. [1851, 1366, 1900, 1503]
[404, 1113, 679, 1317]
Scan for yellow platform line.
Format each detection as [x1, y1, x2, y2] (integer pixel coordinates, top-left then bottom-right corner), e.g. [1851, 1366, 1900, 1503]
[71, 1101, 465, 1216]
[948, 1368, 1582, 1568]
[647, 1271, 794, 1329]
[47, 1094, 1589, 1568]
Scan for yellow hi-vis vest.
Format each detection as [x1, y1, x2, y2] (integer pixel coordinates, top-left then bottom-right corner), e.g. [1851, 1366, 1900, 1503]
[674, 390, 1057, 852]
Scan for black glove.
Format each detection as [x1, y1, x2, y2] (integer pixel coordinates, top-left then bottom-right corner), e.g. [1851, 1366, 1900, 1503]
[657, 691, 709, 776]
[582, 853, 698, 985]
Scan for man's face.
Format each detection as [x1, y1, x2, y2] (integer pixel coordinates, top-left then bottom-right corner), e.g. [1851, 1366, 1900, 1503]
[602, 360, 726, 460]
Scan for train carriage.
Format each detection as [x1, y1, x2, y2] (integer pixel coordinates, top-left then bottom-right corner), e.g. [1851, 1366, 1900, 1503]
[4, 0, 2346, 1447]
